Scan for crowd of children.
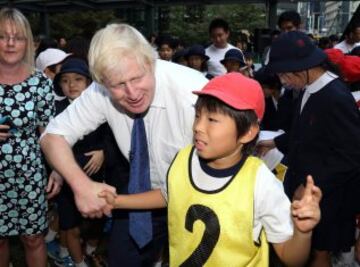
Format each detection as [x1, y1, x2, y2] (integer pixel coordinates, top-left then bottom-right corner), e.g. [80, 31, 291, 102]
[1, 5, 360, 267]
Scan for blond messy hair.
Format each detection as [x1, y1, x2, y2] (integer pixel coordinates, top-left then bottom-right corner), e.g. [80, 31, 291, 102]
[88, 23, 156, 84]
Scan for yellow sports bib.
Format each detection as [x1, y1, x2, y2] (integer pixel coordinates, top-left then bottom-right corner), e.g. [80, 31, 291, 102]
[167, 145, 269, 267]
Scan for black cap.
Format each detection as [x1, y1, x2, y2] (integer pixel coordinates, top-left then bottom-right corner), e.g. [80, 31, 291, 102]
[267, 31, 327, 73]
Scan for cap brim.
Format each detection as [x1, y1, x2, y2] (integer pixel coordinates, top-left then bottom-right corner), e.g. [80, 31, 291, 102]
[220, 57, 246, 67]
[267, 47, 327, 73]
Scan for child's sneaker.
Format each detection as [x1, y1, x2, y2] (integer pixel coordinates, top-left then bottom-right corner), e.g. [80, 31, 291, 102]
[54, 255, 75, 267]
[46, 240, 61, 261]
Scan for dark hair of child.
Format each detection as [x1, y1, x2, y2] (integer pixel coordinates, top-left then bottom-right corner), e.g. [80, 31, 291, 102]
[209, 18, 230, 33]
[277, 11, 301, 29]
[195, 95, 259, 156]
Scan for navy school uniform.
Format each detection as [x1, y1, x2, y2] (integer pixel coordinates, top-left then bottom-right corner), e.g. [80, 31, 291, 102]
[275, 78, 360, 251]
[55, 98, 108, 231]
[261, 89, 295, 134]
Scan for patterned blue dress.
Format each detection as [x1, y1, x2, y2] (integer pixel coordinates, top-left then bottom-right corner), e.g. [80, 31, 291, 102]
[0, 70, 54, 236]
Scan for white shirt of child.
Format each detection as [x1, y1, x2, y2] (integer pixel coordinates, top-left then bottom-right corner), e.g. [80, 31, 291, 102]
[43, 60, 209, 191]
[334, 40, 360, 54]
[301, 71, 338, 113]
[162, 151, 294, 244]
[205, 43, 240, 77]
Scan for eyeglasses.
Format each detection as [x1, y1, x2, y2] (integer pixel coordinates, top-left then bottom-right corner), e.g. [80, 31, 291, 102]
[0, 35, 26, 43]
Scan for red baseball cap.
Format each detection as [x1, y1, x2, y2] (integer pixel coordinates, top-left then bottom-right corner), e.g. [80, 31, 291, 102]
[193, 72, 265, 121]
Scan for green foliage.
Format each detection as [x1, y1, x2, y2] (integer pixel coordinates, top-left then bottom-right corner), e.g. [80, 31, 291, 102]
[29, 10, 117, 40]
[27, 4, 265, 44]
[167, 4, 266, 45]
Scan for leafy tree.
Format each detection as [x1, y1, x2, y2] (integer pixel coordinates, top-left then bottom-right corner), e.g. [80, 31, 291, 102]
[29, 10, 117, 40]
[27, 3, 265, 46]
[167, 4, 266, 45]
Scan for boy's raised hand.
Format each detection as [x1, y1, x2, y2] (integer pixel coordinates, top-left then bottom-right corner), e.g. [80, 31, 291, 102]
[291, 175, 322, 233]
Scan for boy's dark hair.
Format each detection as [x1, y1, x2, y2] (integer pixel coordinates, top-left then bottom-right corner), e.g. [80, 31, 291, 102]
[318, 36, 332, 50]
[209, 18, 230, 34]
[328, 34, 339, 43]
[254, 68, 282, 91]
[277, 10, 301, 29]
[156, 35, 176, 50]
[195, 95, 258, 157]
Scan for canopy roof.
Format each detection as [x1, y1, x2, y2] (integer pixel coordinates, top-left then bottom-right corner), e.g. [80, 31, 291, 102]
[0, 0, 349, 13]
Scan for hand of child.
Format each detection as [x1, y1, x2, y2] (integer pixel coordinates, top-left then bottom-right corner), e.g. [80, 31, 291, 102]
[46, 170, 63, 199]
[98, 190, 118, 209]
[0, 124, 11, 141]
[84, 150, 104, 176]
[291, 175, 322, 234]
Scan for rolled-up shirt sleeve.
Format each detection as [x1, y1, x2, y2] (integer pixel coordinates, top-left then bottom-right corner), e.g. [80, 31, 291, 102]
[42, 82, 109, 146]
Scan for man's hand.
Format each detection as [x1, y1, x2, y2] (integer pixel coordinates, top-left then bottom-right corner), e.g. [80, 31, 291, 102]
[46, 171, 63, 199]
[291, 175, 322, 233]
[74, 180, 116, 218]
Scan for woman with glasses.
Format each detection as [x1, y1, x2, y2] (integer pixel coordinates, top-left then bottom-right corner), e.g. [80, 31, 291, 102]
[0, 8, 60, 267]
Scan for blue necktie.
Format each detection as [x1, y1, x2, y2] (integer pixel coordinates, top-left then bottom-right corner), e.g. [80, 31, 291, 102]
[128, 117, 153, 248]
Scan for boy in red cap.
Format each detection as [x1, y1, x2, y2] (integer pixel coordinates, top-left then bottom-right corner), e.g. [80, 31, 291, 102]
[99, 73, 321, 266]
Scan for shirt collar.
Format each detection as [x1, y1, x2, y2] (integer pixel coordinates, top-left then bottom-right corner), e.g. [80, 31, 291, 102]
[305, 71, 338, 95]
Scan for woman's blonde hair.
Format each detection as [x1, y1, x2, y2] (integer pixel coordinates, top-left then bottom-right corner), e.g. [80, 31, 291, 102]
[0, 8, 34, 69]
[88, 23, 156, 83]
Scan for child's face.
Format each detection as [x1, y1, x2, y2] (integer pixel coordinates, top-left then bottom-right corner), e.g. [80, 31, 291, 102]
[210, 27, 229, 49]
[158, 44, 174, 61]
[193, 108, 243, 168]
[245, 58, 253, 66]
[188, 55, 203, 71]
[60, 72, 89, 100]
[277, 71, 306, 91]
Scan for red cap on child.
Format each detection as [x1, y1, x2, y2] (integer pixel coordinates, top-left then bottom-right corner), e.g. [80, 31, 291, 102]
[193, 72, 265, 121]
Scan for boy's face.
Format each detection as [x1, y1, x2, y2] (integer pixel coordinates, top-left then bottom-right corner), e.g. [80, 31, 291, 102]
[60, 72, 89, 100]
[280, 21, 298, 32]
[158, 44, 174, 61]
[277, 71, 306, 91]
[193, 107, 243, 168]
[349, 27, 360, 44]
[210, 27, 229, 49]
[188, 55, 203, 71]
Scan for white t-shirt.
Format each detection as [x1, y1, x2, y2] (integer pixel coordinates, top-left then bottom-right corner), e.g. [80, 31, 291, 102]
[205, 43, 240, 77]
[43, 60, 209, 190]
[162, 151, 294, 244]
[334, 40, 360, 54]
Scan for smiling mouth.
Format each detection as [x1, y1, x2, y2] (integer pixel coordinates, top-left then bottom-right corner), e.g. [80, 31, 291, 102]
[128, 96, 144, 106]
